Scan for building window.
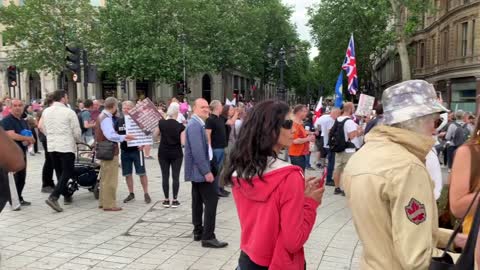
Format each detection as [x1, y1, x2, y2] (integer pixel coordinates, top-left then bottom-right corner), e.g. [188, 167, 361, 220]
[461, 22, 468, 57]
[443, 31, 449, 63]
[420, 42, 425, 68]
[464, 0, 470, 4]
[447, 0, 453, 10]
[432, 35, 436, 65]
[472, 20, 476, 55]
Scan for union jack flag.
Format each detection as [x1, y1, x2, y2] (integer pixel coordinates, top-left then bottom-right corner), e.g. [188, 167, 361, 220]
[341, 35, 358, 95]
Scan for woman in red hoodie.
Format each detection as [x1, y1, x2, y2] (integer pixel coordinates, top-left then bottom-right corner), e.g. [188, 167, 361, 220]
[222, 100, 325, 270]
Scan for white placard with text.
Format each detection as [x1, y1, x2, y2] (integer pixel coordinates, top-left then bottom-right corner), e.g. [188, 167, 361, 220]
[125, 115, 153, 147]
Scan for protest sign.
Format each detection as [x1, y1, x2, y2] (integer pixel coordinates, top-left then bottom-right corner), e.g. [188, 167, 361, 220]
[125, 115, 153, 147]
[128, 98, 163, 135]
[355, 94, 375, 116]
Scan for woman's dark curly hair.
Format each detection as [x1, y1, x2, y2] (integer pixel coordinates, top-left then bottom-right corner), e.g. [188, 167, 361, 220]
[222, 100, 290, 186]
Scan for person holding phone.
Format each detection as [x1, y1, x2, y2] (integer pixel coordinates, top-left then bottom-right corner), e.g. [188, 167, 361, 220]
[222, 100, 325, 270]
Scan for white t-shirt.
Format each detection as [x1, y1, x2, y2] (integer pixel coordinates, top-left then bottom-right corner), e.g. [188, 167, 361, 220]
[337, 116, 361, 153]
[176, 113, 186, 124]
[426, 148, 442, 200]
[314, 115, 335, 148]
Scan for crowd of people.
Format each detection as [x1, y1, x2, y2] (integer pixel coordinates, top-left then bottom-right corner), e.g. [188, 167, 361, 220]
[0, 78, 479, 269]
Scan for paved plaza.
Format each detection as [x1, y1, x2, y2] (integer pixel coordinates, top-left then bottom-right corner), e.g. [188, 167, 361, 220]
[0, 148, 361, 270]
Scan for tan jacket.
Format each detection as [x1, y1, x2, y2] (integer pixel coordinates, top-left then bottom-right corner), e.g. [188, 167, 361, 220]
[342, 125, 452, 270]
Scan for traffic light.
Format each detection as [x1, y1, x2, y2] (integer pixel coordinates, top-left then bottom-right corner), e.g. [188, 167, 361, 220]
[66, 46, 81, 82]
[7, 66, 17, 87]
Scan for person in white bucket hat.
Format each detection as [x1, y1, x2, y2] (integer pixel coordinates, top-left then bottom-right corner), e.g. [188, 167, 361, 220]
[341, 80, 466, 269]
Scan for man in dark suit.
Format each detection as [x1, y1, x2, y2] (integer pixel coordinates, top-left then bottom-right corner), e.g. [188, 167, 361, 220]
[184, 98, 228, 248]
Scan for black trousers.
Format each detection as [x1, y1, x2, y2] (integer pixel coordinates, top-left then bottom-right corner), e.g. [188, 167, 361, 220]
[0, 168, 9, 213]
[41, 140, 59, 188]
[13, 153, 27, 202]
[447, 145, 458, 169]
[191, 181, 218, 240]
[159, 155, 183, 199]
[31, 128, 39, 153]
[49, 152, 75, 200]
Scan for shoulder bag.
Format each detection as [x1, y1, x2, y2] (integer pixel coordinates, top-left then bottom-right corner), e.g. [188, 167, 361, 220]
[95, 113, 115, 161]
[95, 141, 114, 161]
[429, 188, 480, 270]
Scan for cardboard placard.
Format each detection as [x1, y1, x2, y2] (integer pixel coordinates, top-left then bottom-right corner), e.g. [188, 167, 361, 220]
[128, 98, 163, 135]
[125, 115, 153, 147]
[355, 94, 375, 116]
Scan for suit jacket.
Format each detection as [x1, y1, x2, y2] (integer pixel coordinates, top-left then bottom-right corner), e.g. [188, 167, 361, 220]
[184, 115, 210, 182]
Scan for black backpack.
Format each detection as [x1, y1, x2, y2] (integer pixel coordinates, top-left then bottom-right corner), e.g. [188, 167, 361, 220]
[329, 118, 355, 153]
[452, 122, 470, 146]
[78, 111, 87, 134]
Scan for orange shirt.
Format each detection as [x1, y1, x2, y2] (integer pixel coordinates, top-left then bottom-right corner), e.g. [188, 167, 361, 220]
[288, 122, 308, 156]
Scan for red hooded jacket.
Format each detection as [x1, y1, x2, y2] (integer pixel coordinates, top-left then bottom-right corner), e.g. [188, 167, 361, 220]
[232, 159, 320, 270]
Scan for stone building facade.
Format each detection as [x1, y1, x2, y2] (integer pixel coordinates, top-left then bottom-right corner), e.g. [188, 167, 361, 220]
[374, 0, 480, 113]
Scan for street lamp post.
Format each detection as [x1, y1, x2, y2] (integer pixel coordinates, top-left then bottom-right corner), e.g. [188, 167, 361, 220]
[179, 33, 187, 95]
[267, 43, 296, 102]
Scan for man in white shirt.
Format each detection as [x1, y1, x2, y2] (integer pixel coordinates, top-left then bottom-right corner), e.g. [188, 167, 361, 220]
[41, 91, 82, 212]
[314, 108, 341, 186]
[334, 102, 363, 196]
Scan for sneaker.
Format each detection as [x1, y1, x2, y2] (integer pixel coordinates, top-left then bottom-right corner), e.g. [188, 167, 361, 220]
[144, 193, 152, 204]
[20, 200, 31, 206]
[171, 200, 180, 208]
[306, 166, 316, 171]
[325, 181, 335, 187]
[64, 196, 73, 205]
[218, 191, 229, 198]
[220, 188, 231, 195]
[123, 193, 135, 203]
[162, 199, 170, 208]
[45, 198, 63, 212]
[41, 186, 54, 193]
[334, 188, 345, 196]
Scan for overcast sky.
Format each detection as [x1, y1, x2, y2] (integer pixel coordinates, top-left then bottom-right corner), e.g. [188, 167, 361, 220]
[282, 0, 319, 59]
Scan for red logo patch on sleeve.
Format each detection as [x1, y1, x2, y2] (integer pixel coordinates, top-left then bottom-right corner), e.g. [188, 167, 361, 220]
[405, 198, 426, 225]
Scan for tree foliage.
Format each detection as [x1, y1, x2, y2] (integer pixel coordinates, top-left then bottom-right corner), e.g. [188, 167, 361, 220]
[0, 0, 98, 73]
[97, 0, 303, 85]
[308, 0, 392, 96]
[0, 0, 316, 97]
[308, 0, 431, 87]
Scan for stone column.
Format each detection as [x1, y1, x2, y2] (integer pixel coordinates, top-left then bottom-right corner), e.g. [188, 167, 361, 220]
[446, 79, 452, 110]
[476, 76, 480, 116]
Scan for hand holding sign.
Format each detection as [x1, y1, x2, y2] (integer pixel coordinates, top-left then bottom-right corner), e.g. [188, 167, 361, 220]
[125, 134, 136, 141]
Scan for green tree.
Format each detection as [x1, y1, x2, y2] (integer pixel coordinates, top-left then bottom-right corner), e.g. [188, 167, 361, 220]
[97, 0, 304, 94]
[389, 0, 430, 80]
[309, 0, 430, 86]
[308, 0, 392, 97]
[0, 0, 99, 73]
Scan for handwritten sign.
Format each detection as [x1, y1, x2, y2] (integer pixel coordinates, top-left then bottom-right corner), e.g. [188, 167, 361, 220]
[355, 94, 375, 116]
[128, 98, 163, 135]
[125, 115, 153, 147]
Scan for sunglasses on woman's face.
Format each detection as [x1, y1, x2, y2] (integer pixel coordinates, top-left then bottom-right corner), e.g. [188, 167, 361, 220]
[282, 119, 293, 129]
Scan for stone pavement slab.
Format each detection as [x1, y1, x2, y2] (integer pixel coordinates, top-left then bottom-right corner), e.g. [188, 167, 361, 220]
[0, 149, 360, 269]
